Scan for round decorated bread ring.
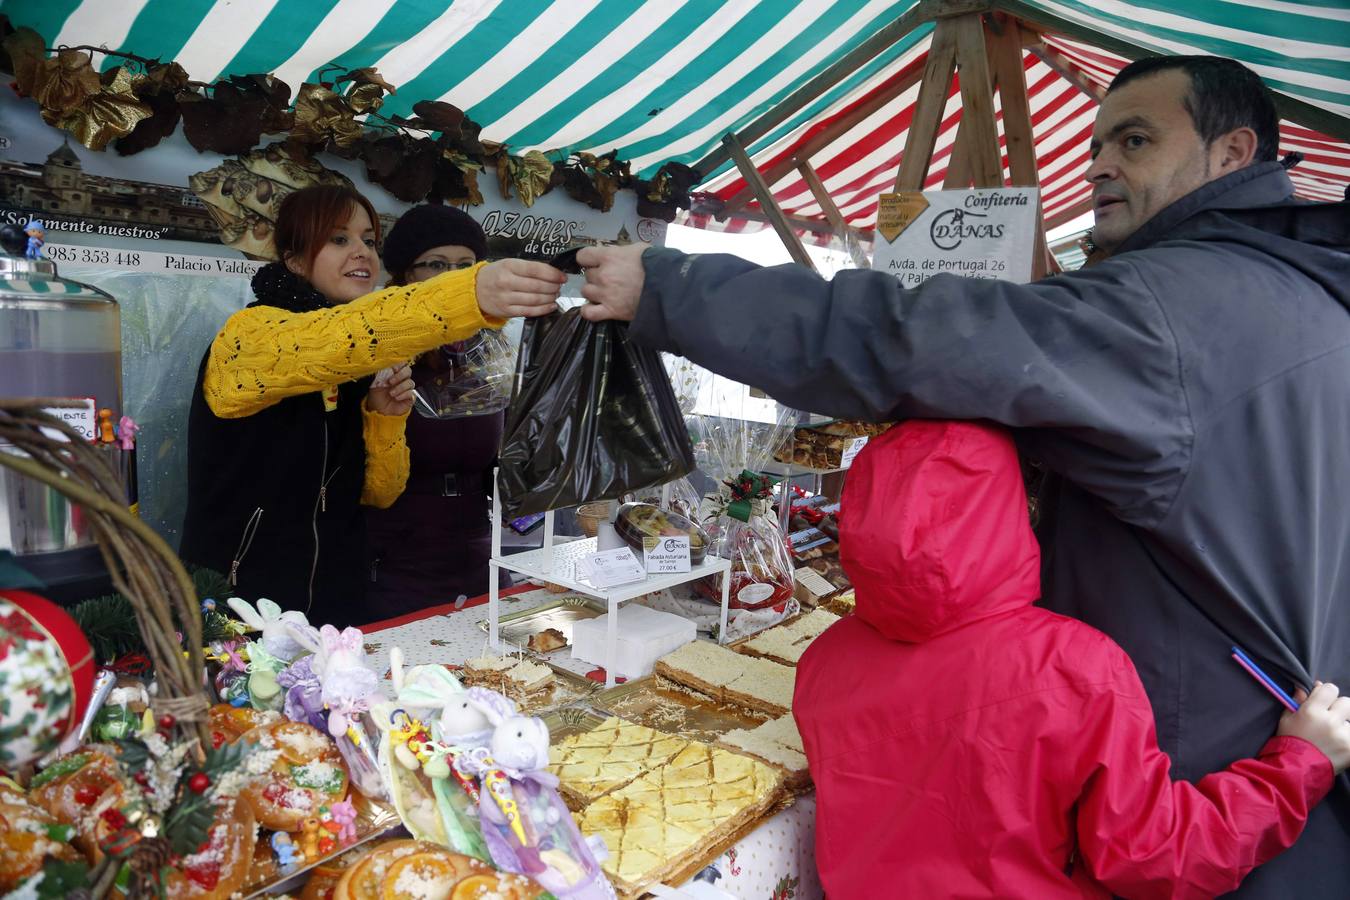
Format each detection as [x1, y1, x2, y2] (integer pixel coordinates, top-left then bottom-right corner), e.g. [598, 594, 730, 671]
[241, 721, 350, 832]
[379, 850, 493, 900]
[333, 839, 444, 900]
[162, 796, 256, 900]
[29, 749, 125, 863]
[0, 784, 80, 893]
[209, 703, 281, 748]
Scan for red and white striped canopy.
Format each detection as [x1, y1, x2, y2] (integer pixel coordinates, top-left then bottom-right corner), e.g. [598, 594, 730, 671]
[697, 34, 1349, 240]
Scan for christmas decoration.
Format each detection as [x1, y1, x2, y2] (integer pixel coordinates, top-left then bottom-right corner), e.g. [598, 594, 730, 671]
[0, 590, 96, 768]
[0, 21, 700, 249]
[70, 568, 240, 664]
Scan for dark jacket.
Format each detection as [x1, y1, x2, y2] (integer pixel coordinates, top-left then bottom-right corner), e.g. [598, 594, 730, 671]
[633, 162, 1350, 896]
[181, 324, 374, 625]
[364, 385, 502, 615]
[798, 420, 1331, 899]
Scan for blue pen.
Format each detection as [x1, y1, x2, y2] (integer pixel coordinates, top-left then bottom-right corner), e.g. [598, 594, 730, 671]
[1230, 646, 1300, 712]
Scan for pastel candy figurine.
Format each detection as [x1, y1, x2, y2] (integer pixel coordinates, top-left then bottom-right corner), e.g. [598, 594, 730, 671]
[329, 798, 358, 844]
[271, 832, 300, 869]
[228, 597, 313, 662]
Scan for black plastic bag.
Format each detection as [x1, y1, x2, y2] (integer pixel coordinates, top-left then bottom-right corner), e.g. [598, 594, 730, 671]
[497, 307, 695, 517]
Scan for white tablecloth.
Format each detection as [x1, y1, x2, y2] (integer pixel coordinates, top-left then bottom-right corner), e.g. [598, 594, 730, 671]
[362, 589, 823, 900]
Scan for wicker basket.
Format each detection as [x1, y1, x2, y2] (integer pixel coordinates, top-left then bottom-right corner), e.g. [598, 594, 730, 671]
[575, 502, 612, 538]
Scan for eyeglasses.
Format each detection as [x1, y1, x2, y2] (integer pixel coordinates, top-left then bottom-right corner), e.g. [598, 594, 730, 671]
[410, 259, 476, 274]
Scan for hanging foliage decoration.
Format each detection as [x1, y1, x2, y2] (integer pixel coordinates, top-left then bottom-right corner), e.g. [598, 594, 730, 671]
[1, 20, 699, 223]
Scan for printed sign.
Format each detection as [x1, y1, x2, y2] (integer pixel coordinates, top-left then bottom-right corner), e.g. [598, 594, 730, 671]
[872, 188, 1040, 287]
[576, 547, 647, 589]
[40, 398, 96, 442]
[42, 243, 262, 278]
[642, 535, 691, 574]
[840, 436, 869, 469]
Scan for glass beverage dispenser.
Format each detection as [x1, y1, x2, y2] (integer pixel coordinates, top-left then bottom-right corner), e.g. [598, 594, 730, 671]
[0, 225, 134, 597]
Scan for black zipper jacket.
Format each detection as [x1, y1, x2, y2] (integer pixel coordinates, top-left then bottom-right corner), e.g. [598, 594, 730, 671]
[180, 267, 376, 623]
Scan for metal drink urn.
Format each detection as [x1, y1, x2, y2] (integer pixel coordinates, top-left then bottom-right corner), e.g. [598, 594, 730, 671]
[0, 224, 134, 598]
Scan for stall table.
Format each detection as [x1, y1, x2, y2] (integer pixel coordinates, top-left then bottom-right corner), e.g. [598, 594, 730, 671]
[362, 586, 823, 900]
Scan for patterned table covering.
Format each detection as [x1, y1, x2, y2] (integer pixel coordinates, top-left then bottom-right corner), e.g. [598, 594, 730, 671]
[362, 587, 823, 900]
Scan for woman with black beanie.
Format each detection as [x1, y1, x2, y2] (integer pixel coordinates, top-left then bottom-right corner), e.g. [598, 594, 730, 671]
[365, 204, 509, 617]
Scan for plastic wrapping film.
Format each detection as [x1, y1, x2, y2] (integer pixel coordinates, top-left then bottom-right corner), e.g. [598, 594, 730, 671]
[412, 329, 516, 419]
[497, 307, 695, 518]
[664, 360, 798, 611]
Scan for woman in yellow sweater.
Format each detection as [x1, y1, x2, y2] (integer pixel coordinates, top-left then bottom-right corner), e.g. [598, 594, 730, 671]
[179, 185, 563, 624]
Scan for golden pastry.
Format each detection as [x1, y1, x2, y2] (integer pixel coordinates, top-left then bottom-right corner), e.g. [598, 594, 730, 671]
[548, 716, 687, 808]
[240, 721, 350, 832]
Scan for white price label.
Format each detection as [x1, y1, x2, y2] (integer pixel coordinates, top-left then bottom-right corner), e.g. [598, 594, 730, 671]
[643, 535, 691, 574]
[40, 398, 97, 442]
[576, 547, 647, 589]
[841, 436, 869, 468]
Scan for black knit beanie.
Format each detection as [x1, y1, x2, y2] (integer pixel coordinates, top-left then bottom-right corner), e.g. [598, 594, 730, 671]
[382, 204, 489, 282]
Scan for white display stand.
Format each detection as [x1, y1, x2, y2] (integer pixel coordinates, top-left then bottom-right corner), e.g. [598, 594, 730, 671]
[489, 478, 733, 688]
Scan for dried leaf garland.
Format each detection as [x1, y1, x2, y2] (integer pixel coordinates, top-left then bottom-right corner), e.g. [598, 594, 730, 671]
[496, 150, 554, 207]
[0, 31, 700, 217]
[2, 25, 47, 95]
[47, 66, 153, 151]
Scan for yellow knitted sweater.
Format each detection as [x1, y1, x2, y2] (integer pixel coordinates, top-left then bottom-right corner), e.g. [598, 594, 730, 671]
[202, 263, 502, 507]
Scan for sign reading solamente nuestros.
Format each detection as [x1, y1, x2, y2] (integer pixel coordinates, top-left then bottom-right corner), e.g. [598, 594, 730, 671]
[872, 188, 1040, 287]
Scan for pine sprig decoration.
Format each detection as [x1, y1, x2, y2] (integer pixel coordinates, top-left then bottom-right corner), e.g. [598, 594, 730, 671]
[35, 859, 91, 899]
[164, 794, 217, 857]
[72, 566, 238, 662]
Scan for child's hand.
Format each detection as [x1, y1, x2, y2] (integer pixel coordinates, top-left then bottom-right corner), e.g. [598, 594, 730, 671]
[1277, 682, 1350, 773]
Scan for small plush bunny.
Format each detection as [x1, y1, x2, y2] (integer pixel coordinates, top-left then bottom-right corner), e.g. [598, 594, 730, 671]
[227, 597, 314, 662]
[290, 624, 380, 738]
[490, 715, 552, 776]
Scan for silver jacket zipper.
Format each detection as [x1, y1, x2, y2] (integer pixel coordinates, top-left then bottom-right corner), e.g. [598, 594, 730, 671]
[309, 417, 343, 613]
[229, 507, 264, 587]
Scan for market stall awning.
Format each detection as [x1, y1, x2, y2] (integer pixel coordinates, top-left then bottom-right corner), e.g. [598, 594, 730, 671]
[9, 0, 1350, 233]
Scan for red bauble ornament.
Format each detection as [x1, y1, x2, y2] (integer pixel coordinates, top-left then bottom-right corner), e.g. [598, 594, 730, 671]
[0, 591, 95, 768]
[189, 773, 211, 794]
[159, 713, 176, 730]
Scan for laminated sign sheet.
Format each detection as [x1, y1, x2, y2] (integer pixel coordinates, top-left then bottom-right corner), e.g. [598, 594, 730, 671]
[873, 188, 1040, 286]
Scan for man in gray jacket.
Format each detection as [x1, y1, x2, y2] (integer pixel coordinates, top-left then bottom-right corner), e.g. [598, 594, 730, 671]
[578, 56, 1349, 894]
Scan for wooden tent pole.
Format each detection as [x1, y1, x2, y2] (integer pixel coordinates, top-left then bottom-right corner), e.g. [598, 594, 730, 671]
[721, 60, 928, 215]
[894, 17, 961, 190]
[796, 158, 871, 268]
[951, 14, 1003, 188]
[723, 133, 817, 270]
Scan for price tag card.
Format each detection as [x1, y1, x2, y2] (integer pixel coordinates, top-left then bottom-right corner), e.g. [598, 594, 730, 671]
[841, 436, 869, 468]
[40, 398, 97, 442]
[576, 547, 647, 589]
[642, 535, 691, 574]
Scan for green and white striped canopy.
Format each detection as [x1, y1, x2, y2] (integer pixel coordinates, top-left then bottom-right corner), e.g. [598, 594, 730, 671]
[4, 0, 1348, 225]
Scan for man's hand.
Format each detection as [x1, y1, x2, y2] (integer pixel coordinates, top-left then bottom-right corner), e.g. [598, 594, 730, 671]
[367, 362, 415, 416]
[1277, 681, 1350, 773]
[578, 243, 648, 322]
[476, 259, 566, 319]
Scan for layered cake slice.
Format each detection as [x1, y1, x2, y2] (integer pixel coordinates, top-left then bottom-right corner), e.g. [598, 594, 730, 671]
[547, 716, 688, 809]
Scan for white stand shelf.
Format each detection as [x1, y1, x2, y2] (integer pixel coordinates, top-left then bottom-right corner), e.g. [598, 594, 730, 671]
[489, 480, 732, 688]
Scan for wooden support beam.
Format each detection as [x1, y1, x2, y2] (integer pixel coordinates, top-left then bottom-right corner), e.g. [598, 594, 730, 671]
[951, 14, 1003, 188]
[943, 119, 973, 188]
[989, 17, 1038, 187]
[691, 0, 994, 180]
[895, 17, 960, 190]
[998, 0, 1350, 142]
[723, 133, 816, 270]
[796, 158, 870, 268]
[721, 59, 928, 215]
[1027, 42, 1106, 102]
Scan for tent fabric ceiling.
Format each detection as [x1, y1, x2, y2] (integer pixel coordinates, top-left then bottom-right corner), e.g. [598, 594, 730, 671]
[7, 0, 1349, 231]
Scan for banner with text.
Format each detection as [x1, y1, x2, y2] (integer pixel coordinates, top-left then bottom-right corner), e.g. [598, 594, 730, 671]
[872, 188, 1040, 287]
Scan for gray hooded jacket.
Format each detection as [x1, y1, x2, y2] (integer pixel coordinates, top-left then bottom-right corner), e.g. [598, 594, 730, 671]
[633, 161, 1349, 896]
